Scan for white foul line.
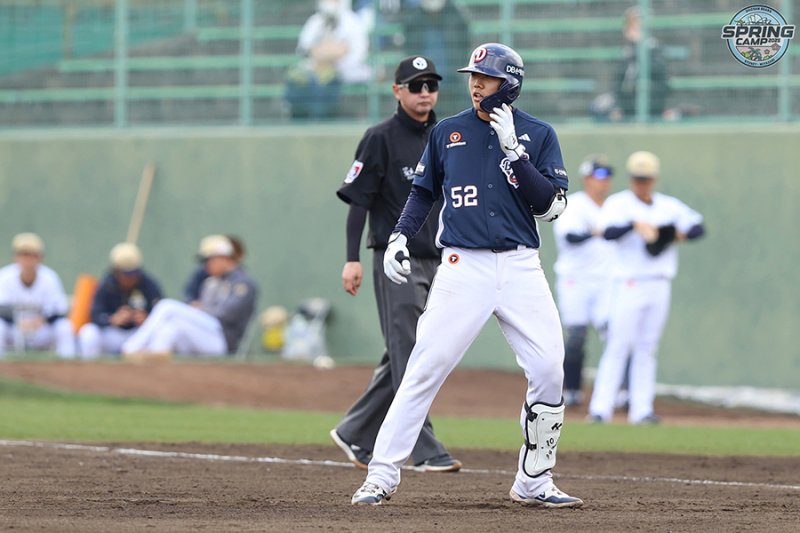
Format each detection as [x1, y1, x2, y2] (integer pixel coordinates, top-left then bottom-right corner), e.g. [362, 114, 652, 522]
[2, 439, 798, 492]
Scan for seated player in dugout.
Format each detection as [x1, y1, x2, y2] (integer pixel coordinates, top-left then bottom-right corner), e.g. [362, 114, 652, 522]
[0, 233, 76, 357]
[77, 242, 163, 359]
[183, 234, 246, 305]
[121, 235, 258, 360]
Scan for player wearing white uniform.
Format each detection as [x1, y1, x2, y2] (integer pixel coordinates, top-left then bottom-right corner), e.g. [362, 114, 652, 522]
[553, 156, 614, 407]
[122, 235, 257, 359]
[588, 151, 704, 424]
[0, 233, 76, 357]
[351, 43, 582, 508]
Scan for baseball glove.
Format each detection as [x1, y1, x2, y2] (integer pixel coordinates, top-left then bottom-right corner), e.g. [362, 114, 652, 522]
[645, 224, 677, 256]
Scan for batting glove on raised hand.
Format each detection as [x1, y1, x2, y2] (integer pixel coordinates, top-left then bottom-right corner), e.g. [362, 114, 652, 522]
[384, 232, 411, 284]
[489, 103, 526, 161]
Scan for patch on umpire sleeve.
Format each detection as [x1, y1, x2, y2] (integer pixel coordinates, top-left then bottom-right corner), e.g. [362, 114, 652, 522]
[448, 253, 460, 265]
[345, 160, 364, 183]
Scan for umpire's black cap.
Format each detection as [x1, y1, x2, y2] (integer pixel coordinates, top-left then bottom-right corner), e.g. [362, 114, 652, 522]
[395, 56, 442, 84]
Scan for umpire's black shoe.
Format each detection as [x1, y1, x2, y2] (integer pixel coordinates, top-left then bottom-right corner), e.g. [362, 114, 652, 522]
[413, 453, 463, 473]
[329, 429, 371, 470]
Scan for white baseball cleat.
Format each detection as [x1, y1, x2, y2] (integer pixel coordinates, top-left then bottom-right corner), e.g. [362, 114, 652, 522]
[509, 486, 583, 508]
[351, 482, 397, 505]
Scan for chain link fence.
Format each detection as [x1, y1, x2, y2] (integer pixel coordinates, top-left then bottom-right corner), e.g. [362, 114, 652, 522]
[0, 0, 797, 127]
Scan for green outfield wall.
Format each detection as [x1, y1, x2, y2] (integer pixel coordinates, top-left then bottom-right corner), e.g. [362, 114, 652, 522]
[0, 124, 797, 389]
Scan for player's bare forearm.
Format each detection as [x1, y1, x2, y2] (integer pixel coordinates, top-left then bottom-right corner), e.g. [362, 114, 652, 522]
[342, 261, 363, 296]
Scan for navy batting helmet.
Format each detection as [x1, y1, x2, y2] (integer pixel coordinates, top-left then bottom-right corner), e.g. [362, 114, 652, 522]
[458, 43, 524, 112]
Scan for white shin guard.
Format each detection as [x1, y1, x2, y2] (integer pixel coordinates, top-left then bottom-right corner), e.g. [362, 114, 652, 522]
[522, 400, 565, 477]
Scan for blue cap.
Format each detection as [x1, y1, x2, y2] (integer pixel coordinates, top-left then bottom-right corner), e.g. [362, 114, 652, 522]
[579, 155, 614, 180]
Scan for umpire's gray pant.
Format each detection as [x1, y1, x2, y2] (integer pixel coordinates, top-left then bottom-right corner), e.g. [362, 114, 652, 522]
[335, 250, 448, 464]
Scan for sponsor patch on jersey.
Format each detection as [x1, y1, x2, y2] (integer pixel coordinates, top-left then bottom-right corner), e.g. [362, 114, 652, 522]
[446, 131, 466, 149]
[553, 166, 568, 178]
[499, 157, 519, 189]
[414, 162, 426, 175]
[448, 253, 460, 265]
[345, 160, 364, 183]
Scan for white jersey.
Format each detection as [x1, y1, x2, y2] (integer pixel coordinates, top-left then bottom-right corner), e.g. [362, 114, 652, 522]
[599, 190, 703, 281]
[553, 191, 612, 279]
[0, 263, 69, 317]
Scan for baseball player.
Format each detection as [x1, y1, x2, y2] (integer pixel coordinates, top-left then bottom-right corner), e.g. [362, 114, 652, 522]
[0, 233, 76, 357]
[351, 43, 582, 508]
[183, 235, 245, 304]
[552, 155, 614, 407]
[331, 56, 461, 473]
[588, 151, 704, 424]
[77, 243, 163, 358]
[121, 235, 257, 358]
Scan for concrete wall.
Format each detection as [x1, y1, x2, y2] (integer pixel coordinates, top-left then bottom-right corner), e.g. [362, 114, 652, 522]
[0, 124, 797, 389]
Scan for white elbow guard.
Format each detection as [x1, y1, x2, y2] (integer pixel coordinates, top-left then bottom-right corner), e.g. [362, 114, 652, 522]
[533, 188, 567, 222]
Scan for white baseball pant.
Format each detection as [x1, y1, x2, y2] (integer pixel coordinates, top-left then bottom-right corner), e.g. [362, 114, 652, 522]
[589, 278, 671, 423]
[366, 247, 565, 497]
[0, 318, 75, 358]
[556, 276, 611, 330]
[78, 323, 137, 359]
[121, 299, 226, 356]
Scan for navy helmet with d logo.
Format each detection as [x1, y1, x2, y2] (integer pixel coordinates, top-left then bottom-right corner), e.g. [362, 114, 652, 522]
[458, 43, 524, 112]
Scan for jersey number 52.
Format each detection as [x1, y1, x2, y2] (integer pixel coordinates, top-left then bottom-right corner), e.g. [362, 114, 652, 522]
[451, 185, 478, 208]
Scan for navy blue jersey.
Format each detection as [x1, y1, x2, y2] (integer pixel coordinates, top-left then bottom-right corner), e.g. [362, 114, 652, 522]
[90, 271, 163, 329]
[413, 108, 568, 250]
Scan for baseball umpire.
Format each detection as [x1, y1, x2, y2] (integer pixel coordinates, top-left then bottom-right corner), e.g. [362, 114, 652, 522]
[331, 56, 461, 473]
[351, 43, 582, 508]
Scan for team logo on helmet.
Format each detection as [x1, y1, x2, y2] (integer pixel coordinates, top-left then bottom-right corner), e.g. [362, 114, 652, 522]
[472, 47, 488, 63]
[506, 64, 524, 77]
[448, 253, 460, 264]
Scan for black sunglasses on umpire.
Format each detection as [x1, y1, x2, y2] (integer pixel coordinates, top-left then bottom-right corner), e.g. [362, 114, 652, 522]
[402, 79, 439, 93]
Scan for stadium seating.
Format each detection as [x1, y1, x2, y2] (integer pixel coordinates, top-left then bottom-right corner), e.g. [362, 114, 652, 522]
[0, 0, 797, 126]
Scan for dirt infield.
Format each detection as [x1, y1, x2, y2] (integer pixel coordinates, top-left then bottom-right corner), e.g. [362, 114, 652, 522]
[1, 361, 799, 532]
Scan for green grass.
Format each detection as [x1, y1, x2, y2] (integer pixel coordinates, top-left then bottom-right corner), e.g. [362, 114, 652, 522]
[1, 378, 798, 457]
